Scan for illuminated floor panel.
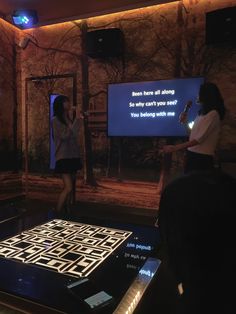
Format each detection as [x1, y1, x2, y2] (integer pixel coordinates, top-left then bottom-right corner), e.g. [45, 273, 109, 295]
[0, 219, 132, 278]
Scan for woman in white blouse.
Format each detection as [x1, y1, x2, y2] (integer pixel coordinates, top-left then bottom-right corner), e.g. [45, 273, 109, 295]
[163, 82, 225, 173]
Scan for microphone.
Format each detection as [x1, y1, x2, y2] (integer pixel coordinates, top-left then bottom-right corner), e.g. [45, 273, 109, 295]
[80, 111, 89, 119]
[183, 100, 192, 114]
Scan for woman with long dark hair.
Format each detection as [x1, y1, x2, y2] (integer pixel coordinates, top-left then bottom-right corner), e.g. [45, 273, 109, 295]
[52, 95, 82, 214]
[163, 82, 225, 173]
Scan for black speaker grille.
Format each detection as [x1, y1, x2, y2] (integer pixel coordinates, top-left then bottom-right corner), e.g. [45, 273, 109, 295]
[206, 6, 236, 45]
[86, 28, 124, 58]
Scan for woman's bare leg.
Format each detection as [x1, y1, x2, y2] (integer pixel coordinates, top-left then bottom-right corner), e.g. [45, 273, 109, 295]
[71, 173, 77, 205]
[56, 174, 73, 212]
[65, 173, 76, 212]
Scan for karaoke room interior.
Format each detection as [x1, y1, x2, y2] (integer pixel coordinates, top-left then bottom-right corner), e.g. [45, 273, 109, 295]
[0, 0, 236, 313]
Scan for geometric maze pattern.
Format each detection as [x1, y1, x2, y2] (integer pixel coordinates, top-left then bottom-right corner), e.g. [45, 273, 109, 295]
[0, 220, 132, 278]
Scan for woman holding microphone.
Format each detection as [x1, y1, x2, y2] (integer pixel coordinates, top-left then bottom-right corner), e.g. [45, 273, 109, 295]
[52, 95, 83, 214]
[162, 82, 225, 173]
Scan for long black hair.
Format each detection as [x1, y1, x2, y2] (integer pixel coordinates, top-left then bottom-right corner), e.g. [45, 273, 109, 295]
[53, 95, 69, 125]
[198, 82, 225, 120]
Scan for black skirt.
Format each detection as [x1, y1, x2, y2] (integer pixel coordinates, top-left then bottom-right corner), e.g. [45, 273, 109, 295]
[54, 158, 83, 174]
[184, 150, 214, 174]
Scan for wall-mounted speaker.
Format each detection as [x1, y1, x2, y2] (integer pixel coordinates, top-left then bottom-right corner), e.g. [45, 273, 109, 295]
[86, 28, 124, 58]
[206, 6, 236, 45]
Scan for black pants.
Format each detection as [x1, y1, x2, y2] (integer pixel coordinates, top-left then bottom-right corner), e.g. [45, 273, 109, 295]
[184, 150, 214, 174]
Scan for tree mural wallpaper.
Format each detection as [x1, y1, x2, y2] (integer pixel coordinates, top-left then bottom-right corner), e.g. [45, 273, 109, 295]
[0, 20, 21, 171]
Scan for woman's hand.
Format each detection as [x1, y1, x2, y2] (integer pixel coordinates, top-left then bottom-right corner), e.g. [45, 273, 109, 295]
[179, 112, 188, 124]
[162, 145, 177, 154]
[70, 107, 85, 120]
[79, 110, 89, 120]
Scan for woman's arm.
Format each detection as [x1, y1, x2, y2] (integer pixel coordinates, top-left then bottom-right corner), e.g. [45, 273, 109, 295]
[162, 139, 199, 154]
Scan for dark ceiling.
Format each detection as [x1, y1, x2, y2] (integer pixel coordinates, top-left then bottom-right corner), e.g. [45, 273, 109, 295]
[0, 0, 174, 27]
